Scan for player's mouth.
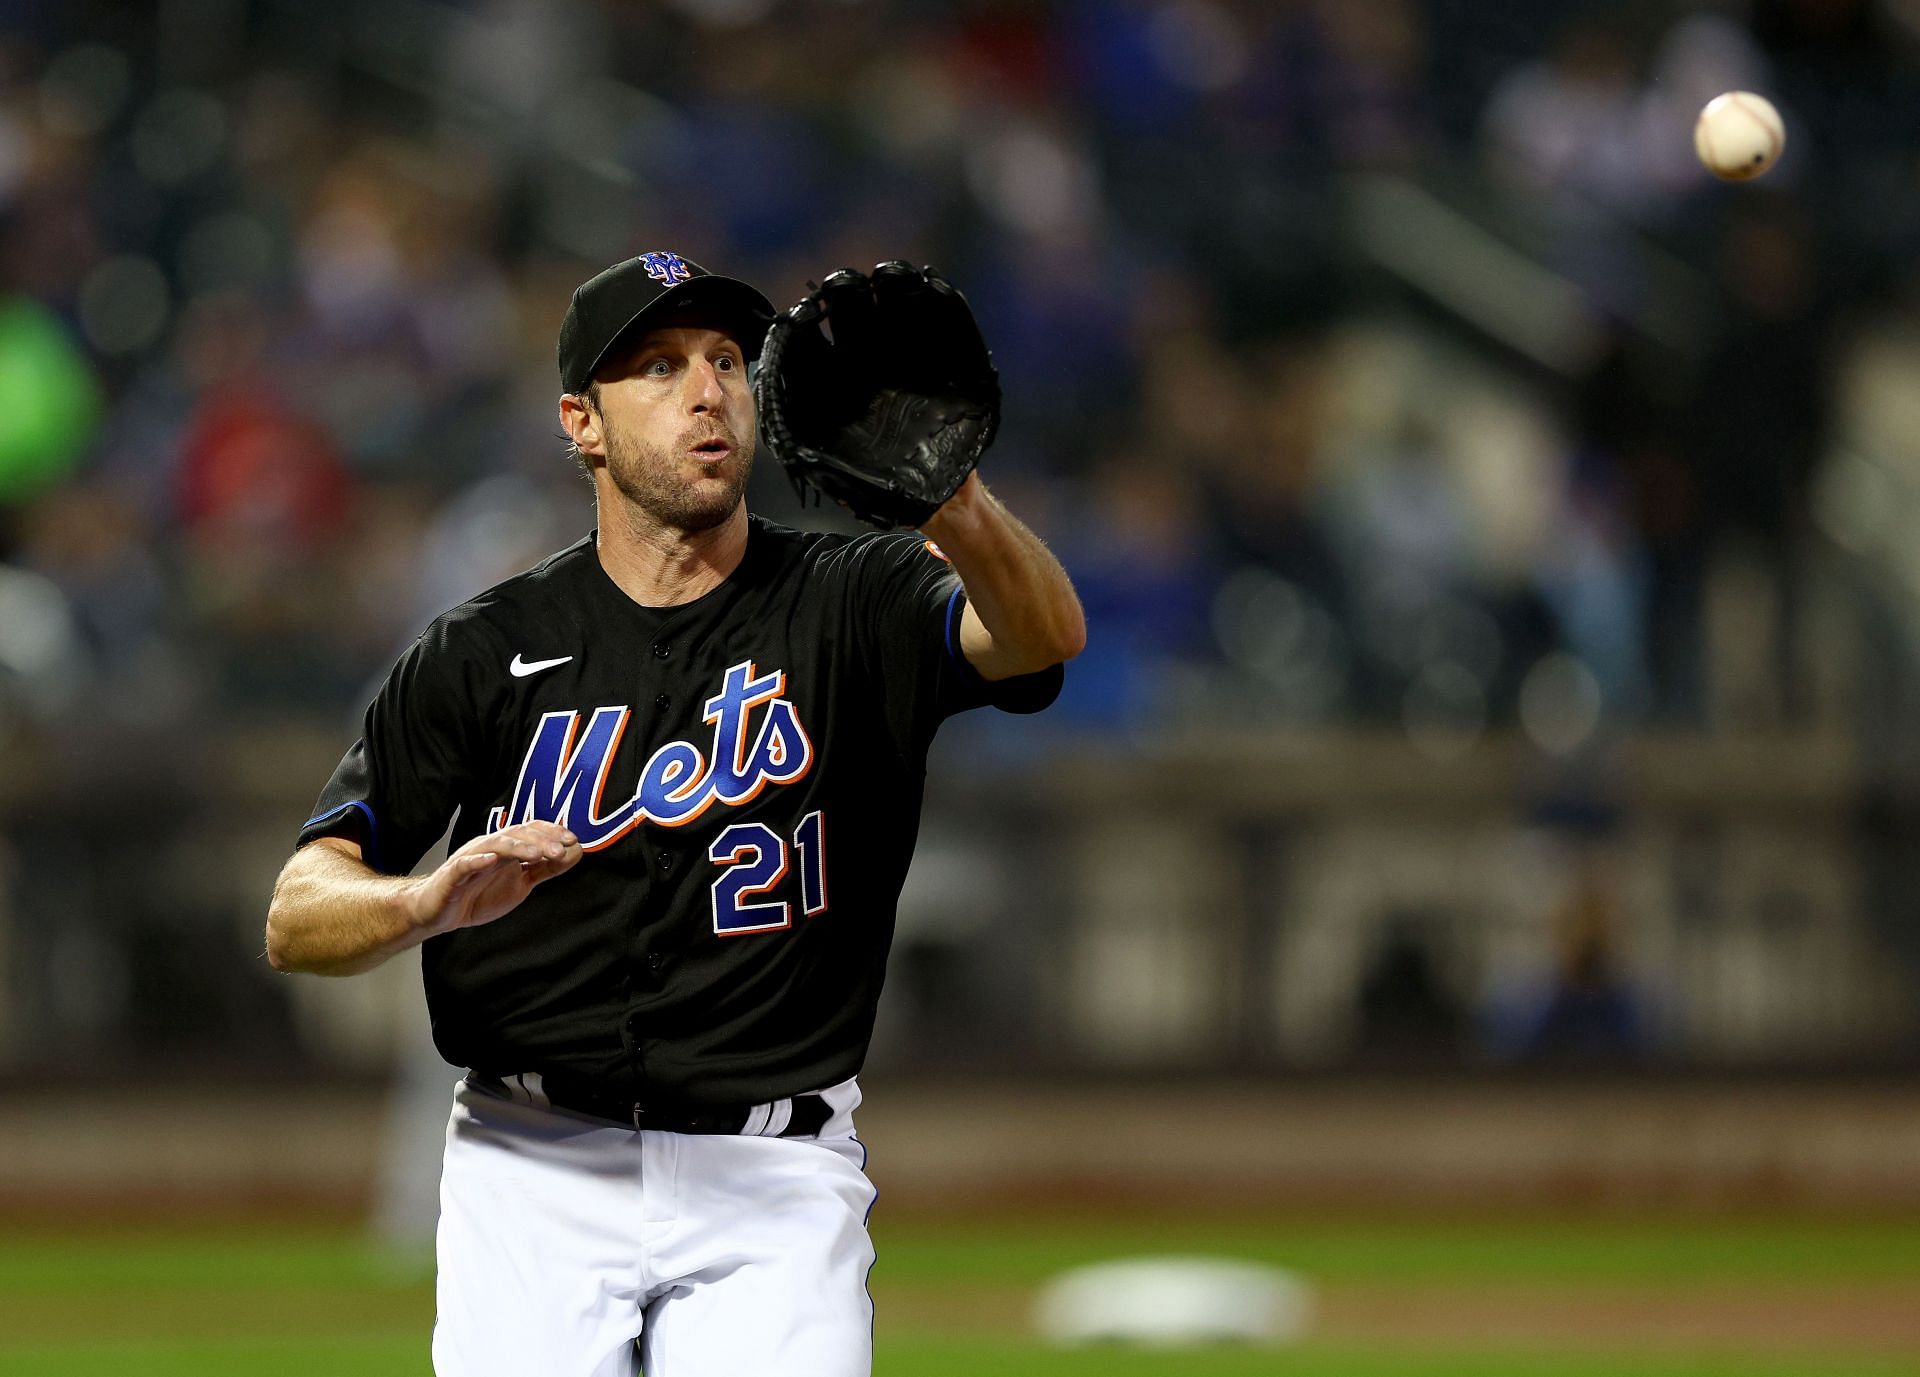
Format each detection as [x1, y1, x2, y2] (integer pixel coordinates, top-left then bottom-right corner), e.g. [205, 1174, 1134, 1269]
[689, 438, 732, 464]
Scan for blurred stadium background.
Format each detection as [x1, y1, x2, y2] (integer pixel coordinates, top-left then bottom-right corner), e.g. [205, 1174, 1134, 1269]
[1, 0, 1918, 1372]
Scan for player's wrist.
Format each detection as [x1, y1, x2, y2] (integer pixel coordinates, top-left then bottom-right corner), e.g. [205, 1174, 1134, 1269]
[919, 473, 989, 540]
[396, 875, 456, 944]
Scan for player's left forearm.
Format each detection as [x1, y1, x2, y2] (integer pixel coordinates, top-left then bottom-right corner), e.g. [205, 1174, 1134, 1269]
[920, 474, 1086, 680]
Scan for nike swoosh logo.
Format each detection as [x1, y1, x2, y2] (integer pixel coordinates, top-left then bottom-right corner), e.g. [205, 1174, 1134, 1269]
[510, 654, 574, 678]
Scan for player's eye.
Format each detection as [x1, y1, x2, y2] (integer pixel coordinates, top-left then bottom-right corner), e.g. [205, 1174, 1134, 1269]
[715, 355, 736, 372]
[645, 359, 672, 377]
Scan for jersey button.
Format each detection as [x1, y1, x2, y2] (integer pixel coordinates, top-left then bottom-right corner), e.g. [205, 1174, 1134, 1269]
[654, 694, 671, 711]
[652, 643, 671, 661]
[656, 852, 676, 874]
[646, 953, 666, 975]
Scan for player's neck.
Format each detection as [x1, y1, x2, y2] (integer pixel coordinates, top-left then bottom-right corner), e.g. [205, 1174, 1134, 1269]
[594, 500, 750, 609]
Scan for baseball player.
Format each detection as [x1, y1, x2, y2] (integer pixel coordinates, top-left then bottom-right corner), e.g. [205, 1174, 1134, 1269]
[264, 250, 1084, 1377]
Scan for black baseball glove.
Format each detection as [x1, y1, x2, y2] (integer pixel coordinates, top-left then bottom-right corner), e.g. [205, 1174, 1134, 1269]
[756, 262, 1001, 529]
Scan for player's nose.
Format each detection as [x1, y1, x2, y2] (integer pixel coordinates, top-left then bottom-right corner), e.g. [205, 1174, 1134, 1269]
[687, 357, 726, 413]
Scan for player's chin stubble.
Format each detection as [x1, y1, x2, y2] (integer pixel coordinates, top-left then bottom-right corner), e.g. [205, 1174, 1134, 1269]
[603, 422, 755, 535]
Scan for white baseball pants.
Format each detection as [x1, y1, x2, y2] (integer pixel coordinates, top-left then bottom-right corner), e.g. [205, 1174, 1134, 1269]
[431, 1075, 876, 1377]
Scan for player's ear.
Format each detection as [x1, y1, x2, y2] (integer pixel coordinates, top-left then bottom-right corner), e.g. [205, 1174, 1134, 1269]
[560, 392, 604, 456]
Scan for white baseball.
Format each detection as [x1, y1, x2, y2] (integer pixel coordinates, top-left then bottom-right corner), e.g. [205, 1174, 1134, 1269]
[1694, 91, 1785, 181]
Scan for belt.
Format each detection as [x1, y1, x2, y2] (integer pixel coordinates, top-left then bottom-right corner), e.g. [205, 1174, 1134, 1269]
[468, 1071, 833, 1138]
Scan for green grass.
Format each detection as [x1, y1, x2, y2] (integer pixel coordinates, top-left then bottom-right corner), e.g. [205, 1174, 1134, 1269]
[872, 1344, 1920, 1377]
[4, 1336, 1918, 1377]
[0, 1212, 1914, 1375]
[6, 1213, 1912, 1295]
[1, 1336, 422, 1377]
[0, 1227, 412, 1294]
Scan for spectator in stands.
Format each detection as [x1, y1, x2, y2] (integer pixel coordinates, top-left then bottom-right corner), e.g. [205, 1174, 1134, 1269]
[1353, 910, 1468, 1064]
[1508, 861, 1649, 1065]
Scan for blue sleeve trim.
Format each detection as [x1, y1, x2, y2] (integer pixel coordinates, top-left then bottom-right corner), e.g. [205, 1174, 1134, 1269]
[942, 585, 965, 665]
[936, 581, 1064, 714]
[300, 800, 383, 872]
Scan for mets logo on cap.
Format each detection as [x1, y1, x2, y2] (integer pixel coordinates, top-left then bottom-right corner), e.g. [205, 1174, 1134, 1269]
[639, 251, 693, 285]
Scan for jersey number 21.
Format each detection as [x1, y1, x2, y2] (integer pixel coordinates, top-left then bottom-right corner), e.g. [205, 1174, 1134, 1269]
[707, 811, 827, 936]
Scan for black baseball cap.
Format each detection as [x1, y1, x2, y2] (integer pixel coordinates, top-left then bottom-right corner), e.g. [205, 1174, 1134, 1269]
[557, 251, 777, 393]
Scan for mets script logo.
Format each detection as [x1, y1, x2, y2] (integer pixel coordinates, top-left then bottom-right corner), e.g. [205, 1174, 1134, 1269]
[486, 660, 811, 851]
[639, 250, 693, 285]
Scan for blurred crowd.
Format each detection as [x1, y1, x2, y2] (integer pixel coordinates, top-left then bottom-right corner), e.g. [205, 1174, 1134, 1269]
[2, 0, 1918, 748]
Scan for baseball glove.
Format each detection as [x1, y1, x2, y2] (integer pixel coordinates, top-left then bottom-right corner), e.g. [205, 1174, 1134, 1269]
[756, 262, 1001, 529]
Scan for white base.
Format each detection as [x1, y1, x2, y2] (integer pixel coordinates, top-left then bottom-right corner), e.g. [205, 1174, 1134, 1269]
[1034, 1256, 1316, 1347]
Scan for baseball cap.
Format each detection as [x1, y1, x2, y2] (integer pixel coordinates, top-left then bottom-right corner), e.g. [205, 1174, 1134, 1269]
[557, 251, 777, 394]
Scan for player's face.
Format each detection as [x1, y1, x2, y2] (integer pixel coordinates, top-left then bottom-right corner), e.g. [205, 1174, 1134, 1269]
[591, 326, 756, 534]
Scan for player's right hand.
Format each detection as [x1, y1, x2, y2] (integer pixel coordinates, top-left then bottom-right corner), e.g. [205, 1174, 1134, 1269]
[405, 821, 583, 937]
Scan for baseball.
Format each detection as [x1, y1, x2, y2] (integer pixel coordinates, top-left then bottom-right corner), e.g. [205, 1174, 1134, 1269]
[1694, 91, 1784, 181]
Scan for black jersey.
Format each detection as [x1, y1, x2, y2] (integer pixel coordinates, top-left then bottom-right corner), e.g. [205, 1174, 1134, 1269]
[295, 516, 1061, 1105]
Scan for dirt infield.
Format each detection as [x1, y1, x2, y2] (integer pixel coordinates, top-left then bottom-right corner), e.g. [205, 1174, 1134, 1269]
[4, 1079, 1918, 1210]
